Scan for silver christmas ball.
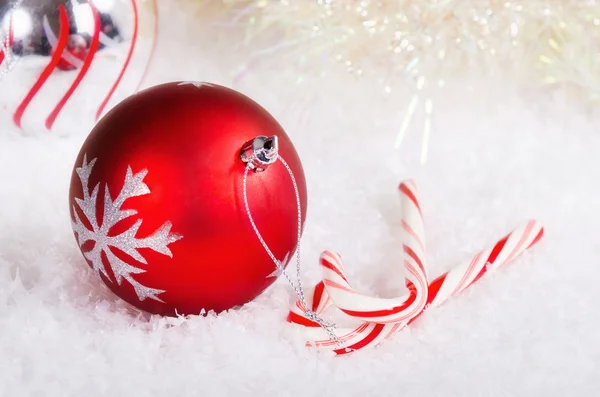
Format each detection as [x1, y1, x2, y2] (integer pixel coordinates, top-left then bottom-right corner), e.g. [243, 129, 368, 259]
[0, 0, 158, 133]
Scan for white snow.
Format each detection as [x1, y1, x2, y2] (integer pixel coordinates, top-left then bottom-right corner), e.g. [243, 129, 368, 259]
[1, 2, 599, 396]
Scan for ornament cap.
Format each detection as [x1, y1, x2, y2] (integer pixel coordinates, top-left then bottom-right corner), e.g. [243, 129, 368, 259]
[240, 135, 279, 172]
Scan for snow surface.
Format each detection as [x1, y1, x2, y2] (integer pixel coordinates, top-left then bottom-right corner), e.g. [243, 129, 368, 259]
[1, 2, 600, 396]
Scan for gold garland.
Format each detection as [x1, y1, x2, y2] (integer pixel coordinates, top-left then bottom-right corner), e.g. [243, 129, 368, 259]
[196, 0, 599, 102]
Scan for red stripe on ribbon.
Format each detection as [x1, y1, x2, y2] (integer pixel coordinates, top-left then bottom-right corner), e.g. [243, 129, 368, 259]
[96, 0, 139, 120]
[45, 1, 101, 130]
[13, 5, 69, 128]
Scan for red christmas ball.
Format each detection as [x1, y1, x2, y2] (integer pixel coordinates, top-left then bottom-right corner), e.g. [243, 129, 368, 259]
[68, 81, 308, 316]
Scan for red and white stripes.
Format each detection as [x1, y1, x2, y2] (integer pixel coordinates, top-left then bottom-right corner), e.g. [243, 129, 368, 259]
[425, 219, 543, 310]
[44, 2, 101, 130]
[288, 179, 544, 355]
[3, 0, 158, 131]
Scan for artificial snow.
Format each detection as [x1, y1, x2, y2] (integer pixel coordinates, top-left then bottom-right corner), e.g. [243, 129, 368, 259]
[1, 2, 599, 396]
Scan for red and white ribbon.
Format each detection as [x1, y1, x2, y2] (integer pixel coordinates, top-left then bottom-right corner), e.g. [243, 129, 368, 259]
[288, 180, 544, 355]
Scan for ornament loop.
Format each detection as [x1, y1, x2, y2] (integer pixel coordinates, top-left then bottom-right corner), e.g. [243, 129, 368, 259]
[240, 135, 279, 172]
[241, 147, 344, 348]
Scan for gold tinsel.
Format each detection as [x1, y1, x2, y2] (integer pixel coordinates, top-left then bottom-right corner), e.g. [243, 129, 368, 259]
[198, 0, 600, 102]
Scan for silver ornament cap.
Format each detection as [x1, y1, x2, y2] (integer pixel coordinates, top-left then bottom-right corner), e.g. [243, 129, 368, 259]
[240, 135, 279, 172]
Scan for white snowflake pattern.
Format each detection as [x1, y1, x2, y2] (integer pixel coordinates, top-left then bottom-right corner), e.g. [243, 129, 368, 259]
[177, 81, 213, 88]
[71, 155, 182, 302]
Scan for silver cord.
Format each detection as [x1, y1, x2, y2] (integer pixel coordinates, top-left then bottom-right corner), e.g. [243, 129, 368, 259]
[242, 154, 343, 347]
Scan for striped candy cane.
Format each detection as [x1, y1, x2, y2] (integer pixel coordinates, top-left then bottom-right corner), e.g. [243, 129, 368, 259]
[288, 181, 544, 356]
[288, 180, 429, 354]
[422, 219, 544, 312]
[320, 180, 428, 324]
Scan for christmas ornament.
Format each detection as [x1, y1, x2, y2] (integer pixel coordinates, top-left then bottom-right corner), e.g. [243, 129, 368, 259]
[0, 0, 158, 132]
[69, 81, 308, 317]
[289, 180, 544, 355]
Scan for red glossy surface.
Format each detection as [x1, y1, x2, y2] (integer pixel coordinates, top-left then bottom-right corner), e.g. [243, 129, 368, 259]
[69, 82, 307, 316]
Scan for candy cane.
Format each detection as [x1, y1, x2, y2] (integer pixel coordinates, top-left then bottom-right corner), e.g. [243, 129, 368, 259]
[294, 219, 544, 355]
[288, 181, 544, 355]
[321, 180, 428, 324]
[287, 281, 398, 354]
[423, 219, 544, 311]
[288, 180, 429, 353]
[385, 219, 544, 341]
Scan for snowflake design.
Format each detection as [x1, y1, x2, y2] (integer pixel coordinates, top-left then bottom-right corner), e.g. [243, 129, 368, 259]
[177, 81, 213, 88]
[71, 155, 182, 302]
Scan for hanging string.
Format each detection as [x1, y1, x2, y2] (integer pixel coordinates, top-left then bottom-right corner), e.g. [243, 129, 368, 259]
[242, 154, 343, 347]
